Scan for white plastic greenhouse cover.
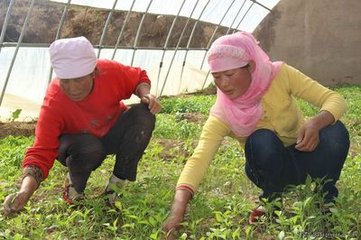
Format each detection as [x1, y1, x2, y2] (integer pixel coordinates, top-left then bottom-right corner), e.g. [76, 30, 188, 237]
[0, 0, 280, 121]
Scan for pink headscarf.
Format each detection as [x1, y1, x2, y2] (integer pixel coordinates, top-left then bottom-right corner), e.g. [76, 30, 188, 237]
[208, 32, 282, 137]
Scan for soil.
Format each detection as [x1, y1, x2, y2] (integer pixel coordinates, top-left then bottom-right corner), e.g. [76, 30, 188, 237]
[0, 86, 216, 139]
[0, 121, 36, 139]
[0, 111, 207, 139]
[0, 0, 231, 49]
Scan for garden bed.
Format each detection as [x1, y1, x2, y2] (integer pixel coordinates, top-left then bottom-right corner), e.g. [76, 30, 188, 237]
[0, 121, 36, 139]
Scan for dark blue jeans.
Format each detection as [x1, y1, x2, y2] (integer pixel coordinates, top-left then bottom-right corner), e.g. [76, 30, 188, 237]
[57, 103, 155, 193]
[244, 121, 349, 203]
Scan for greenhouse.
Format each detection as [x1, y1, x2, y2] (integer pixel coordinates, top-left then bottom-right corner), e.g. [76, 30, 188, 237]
[0, 0, 360, 239]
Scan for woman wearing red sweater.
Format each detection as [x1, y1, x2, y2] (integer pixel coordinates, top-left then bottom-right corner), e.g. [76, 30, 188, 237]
[3, 36, 161, 215]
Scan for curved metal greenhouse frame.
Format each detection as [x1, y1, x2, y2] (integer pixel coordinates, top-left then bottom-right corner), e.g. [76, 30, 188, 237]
[0, 0, 279, 119]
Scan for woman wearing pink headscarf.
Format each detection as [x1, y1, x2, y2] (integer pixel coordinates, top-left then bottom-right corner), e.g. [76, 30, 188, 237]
[163, 31, 349, 237]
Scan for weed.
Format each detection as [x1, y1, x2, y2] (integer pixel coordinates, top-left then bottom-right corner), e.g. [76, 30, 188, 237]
[0, 85, 360, 239]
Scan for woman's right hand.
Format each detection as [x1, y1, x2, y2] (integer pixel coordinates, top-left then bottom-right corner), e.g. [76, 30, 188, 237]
[3, 191, 31, 216]
[163, 207, 186, 239]
[3, 175, 38, 216]
[162, 189, 193, 239]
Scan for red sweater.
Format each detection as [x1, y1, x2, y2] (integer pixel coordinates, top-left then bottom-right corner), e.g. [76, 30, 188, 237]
[23, 59, 151, 178]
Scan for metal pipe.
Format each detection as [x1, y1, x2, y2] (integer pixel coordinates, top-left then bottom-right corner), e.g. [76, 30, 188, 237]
[250, 0, 271, 11]
[48, 0, 72, 84]
[97, 0, 118, 58]
[179, 0, 211, 90]
[0, 0, 37, 107]
[225, 0, 246, 34]
[201, 1, 246, 91]
[0, 42, 208, 51]
[111, 0, 136, 60]
[130, 0, 154, 66]
[0, 0, 16, 52]
[55, 0, 72, 40]
[159, 0, 200, 96]
[155, 0, 186, 96]
[232, 0, 254, 34]
[200, 0, 237, 89]
[200, 0, 236, 70]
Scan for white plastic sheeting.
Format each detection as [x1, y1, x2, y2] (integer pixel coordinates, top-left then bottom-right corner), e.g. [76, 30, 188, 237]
[0, 0, 280, 120]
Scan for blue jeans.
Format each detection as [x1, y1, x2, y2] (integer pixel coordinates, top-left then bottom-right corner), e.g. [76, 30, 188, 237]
[244, 121, 349, 203]
[57, 103, 155, 193]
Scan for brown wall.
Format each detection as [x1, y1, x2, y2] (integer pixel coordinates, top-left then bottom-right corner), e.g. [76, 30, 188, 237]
[254, 0, 361, 86]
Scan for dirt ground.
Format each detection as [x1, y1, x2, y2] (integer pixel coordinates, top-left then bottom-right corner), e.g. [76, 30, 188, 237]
[0, 86, 215, 139]
[0, 121, 37, 139]
[0, 112, 206, 139]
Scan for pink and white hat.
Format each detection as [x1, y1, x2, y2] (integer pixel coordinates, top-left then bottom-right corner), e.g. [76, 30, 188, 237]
[49, 36, 97, 79]
[207, 34, 250, 73]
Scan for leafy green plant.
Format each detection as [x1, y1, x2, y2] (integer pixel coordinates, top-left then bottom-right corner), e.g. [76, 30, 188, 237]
[0, 85, 360, 239]
[7, 109, 22, 122]
[160, 95, 215, 114]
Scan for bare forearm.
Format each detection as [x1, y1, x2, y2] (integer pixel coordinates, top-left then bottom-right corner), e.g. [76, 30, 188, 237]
[3, 175, 38, 215]
[135, 82, 161, 114]
[135, 83, 151, 98]
[311, 110, 335, 130]
[171, 189, 193, 215]
[296, 110, 336, 151]
[19, 175, 38, 195]
[163, 189, 193, 235]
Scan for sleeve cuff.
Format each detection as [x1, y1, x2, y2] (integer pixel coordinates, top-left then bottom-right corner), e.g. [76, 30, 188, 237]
[176, 184, 195, 197]
[22, 165, 44, 187]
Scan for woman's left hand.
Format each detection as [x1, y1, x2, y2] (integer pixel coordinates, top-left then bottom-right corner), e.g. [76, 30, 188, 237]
[295, 119, 320, 152]
[141, 94, 162, 114]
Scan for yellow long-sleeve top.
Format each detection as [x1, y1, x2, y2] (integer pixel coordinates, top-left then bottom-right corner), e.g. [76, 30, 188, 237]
[176, 63, 347, 195]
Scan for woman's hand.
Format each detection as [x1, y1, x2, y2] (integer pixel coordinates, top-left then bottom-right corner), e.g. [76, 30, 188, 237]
[141, 93, 162, 114]
[3, 175, 38, 216]
[3, 191, 31, 216]
[162, 189, 192, 239]
[295, 111, 335, 151]
[295, 119, 320, 151]
[135, 83, 162, 114]
[163, 210, 185, 240]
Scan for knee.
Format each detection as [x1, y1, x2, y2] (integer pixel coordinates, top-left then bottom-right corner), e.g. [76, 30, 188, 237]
[245, 129, 284, 164]
[334, 121, 350, 152]
[320, 121, 350, 157]
[128, 103, 156, 131]
[66, 135, 105, 170]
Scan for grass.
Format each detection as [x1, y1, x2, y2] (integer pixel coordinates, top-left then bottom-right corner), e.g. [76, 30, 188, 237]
[1, 85, 361, 239]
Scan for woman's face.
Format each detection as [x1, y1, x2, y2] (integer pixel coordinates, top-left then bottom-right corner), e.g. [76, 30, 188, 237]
[59, 72, 95, 101]
[212, 62, 254, 99]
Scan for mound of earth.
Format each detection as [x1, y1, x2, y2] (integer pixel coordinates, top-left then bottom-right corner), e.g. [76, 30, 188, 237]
[0, 121, 36, 139]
